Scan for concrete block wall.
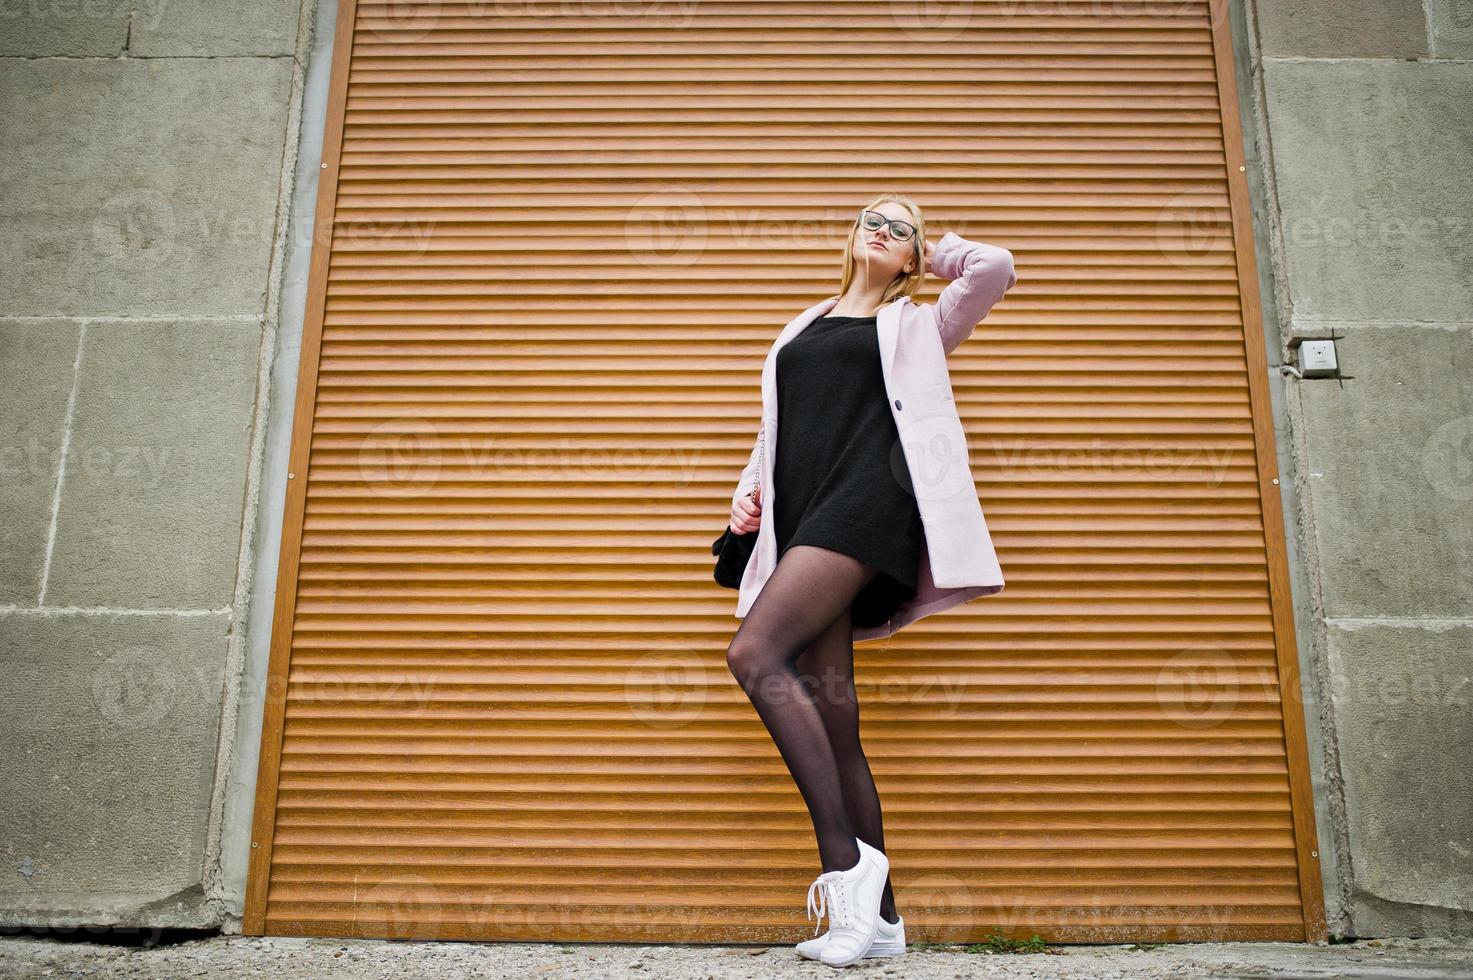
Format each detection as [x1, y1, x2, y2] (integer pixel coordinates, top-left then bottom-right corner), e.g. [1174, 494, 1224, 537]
[1245, 0, 1473, 938]
[0, 0, 313, 928]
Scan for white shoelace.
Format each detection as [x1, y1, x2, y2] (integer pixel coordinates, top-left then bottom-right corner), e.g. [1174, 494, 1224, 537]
[807, 870, 857, 936]
[805, 874, 830, 936]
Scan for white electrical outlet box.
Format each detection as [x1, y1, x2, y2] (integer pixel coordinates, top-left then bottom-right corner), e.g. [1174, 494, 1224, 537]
[1299, 339, 1338, 376]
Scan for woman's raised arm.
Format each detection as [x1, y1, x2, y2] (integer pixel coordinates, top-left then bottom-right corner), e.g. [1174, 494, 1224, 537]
[925, 231, 1017, 355]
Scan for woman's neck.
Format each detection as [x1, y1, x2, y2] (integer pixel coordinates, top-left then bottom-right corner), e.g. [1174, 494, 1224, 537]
[829, 287, 886, 318]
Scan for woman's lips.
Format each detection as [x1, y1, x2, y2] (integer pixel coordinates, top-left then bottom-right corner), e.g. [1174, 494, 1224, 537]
[868, 241, 887, 250]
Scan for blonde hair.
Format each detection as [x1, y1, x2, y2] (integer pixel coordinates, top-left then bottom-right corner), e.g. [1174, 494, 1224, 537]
[835, 192, 927, 306]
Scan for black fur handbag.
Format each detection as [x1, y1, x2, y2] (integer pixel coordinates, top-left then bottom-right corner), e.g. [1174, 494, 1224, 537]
[711, 427, 764, 590]
[710, 525, 757, 590]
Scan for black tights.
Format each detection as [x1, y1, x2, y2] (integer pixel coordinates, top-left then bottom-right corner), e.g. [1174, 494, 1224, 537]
[725, 544, 899, 924]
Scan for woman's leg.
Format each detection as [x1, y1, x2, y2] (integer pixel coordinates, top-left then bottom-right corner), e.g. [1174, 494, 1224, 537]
[795, 617, 900, 924]
[725, 544, 880, 873]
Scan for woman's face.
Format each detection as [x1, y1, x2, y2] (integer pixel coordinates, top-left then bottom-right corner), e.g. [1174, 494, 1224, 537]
[850, 202, 919, 279]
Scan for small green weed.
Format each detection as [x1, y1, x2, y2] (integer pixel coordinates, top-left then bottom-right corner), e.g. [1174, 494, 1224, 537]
[965, 927, 1051, 954]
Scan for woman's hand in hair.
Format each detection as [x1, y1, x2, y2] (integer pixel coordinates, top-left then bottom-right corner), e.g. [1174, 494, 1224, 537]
[729, 485, 762, 535]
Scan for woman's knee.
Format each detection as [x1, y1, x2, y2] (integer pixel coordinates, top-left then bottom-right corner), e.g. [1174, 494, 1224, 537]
[725, 634, 769, 681]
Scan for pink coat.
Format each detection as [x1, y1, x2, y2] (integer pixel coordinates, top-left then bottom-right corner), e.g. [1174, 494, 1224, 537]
[730, 231, 1018, 642]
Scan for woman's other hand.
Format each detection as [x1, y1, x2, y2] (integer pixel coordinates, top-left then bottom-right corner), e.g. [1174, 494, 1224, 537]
[922, 237, 936, 275]
[729, 485, 762, 534]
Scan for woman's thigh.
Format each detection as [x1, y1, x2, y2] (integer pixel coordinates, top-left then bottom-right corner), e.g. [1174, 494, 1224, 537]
[728, 544, 879, 672]
[795, 611, 854, 699]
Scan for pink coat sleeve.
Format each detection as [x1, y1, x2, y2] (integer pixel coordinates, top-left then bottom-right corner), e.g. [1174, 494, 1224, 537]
[925, 231, 1018, 355]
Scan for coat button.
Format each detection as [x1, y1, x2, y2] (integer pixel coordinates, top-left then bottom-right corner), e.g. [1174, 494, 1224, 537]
[894, 399, 902, 410]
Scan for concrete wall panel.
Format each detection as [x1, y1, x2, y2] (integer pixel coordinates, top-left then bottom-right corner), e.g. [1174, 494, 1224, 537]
[1262, 60, 1473, 324]
[0, 612, 231, 926]
[0, 58, 294, 318]
[0, 322, 80, 604]
[43, 320, 262, 608]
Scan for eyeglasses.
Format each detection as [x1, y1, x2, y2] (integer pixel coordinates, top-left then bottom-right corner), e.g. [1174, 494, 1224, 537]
[859, 209, 917, 243]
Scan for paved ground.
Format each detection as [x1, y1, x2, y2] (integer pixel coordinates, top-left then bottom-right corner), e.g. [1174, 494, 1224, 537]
[2, 934, 1473, 979]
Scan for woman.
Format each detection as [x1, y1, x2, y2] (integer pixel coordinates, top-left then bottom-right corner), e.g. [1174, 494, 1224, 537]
[723, 193, 1017, 967]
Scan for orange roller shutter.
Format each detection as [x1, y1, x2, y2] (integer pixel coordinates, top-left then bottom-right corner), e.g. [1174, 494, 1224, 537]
[245, 0, 1327, 943]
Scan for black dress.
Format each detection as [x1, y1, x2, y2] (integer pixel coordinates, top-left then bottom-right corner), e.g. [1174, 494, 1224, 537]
[773, 313, 925, 629]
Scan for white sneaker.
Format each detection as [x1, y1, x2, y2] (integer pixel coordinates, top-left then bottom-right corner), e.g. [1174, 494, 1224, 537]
[803, 838, 889, 967]
[795, 914, 905, 960]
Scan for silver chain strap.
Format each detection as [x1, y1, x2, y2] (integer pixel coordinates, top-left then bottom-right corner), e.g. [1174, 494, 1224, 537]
[742, 421, 765, 501]
[749, 425, 765, 499]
